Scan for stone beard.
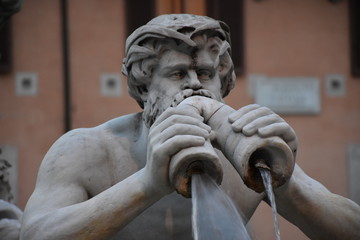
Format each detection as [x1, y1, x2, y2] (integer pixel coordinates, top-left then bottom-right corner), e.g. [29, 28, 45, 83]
[142, 89, 219, 128]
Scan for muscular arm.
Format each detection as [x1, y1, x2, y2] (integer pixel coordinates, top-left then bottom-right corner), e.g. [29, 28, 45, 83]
[228, 104, 360, 239]
[274, 164, 360, 240]
[20, 129, 163, 240]
[21, 107, 211, 240]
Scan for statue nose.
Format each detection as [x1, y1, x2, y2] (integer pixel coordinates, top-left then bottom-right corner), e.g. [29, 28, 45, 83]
[183, 71, 202, 90]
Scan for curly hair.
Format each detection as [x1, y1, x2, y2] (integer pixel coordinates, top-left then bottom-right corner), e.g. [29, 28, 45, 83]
[122, 14, 236, 109]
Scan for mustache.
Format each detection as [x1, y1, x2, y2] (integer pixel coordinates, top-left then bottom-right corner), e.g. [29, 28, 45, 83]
[143, 89, 218, 128]
[170, 89, 217, 108]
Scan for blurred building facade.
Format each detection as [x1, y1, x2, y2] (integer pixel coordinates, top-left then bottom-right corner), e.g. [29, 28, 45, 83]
[0, 0, 359, 239]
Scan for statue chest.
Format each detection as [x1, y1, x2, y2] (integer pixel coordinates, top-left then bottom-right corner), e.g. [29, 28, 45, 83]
[112, 192, 194, 240]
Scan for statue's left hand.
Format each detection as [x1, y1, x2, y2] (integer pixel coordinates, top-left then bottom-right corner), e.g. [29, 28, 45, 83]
[228, 104, 297, 157]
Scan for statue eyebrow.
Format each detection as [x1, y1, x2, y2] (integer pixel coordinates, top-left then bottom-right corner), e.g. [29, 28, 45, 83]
[158, 63, 190, 74]
[193, 61, 216, 71]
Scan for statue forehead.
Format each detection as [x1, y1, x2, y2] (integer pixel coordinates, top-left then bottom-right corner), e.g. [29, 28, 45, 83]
[156, 49, 203, 69]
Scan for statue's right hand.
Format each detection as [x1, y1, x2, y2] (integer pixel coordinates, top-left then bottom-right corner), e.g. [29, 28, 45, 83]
[144, 107, 211, 196]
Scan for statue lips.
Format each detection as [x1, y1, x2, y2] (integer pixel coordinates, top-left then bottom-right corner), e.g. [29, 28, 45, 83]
[170, 89, 218, 108]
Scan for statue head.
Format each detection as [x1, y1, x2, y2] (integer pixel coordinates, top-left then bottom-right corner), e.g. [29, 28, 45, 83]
[122, 14, 236, 110]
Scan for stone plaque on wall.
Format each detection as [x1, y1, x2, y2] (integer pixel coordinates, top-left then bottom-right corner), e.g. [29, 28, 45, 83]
[254, 77, 321, 115]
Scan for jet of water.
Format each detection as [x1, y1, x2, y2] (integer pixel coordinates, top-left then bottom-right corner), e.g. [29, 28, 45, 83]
[191, 173, 251, 240]
[259, 168, 281, 240]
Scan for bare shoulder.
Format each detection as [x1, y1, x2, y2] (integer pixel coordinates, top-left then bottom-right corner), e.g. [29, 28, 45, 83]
[23, 113, 144, 216]
[32, 127, 108, 201]
[36, 113, 144, 188]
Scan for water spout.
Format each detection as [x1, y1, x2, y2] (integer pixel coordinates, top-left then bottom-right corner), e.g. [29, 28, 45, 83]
[173, 96, 295, 193]
[169, 139, 223, 198]
[258, 166, 281, 240]
[191, 173, 251, 240]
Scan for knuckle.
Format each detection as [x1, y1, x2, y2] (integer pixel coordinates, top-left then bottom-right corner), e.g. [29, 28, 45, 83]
[163, 107, 177, 115]
[159, 115, 175, 126]
[167, 124, 183, 133]
[269, 113, 279, 118]
[259, 106, 272, 113]
[248, 103, 261, 108]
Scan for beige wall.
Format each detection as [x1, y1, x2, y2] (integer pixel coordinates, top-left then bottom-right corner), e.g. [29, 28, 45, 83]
[0, 0, 359, 239]
[234, 1, 360, 239]
[68, 0, 133, 128]
[0, 0, 64, 208]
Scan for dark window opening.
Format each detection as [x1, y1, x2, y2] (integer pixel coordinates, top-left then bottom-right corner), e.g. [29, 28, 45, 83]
[207, 0, 244, 76]
[125, 0, 156, 37]
[0, 21, 12, 73]
[349, 0, 360, 78]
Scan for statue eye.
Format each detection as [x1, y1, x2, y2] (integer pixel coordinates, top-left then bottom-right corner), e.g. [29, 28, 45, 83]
[197, 70, 212, 81]
[170, 71, 186, 80]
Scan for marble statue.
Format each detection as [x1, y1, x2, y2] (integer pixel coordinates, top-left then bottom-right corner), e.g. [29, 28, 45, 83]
[20, 14, 360, 240]
[0, 159, 22, 240]
[0, 199, 22, 240]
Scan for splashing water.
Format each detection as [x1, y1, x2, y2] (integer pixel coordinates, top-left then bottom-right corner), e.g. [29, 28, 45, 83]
[259, 168, 281, 240]
[191, 173, 251, 240]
